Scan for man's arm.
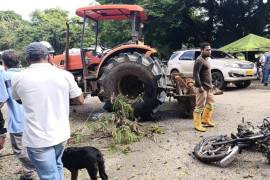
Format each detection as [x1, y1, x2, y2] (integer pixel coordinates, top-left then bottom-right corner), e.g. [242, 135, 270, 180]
[66, 72, 84, 105]
[70, 94, 84, 105]
[11, 75, 21, 102]
[193, 59, 204, 92]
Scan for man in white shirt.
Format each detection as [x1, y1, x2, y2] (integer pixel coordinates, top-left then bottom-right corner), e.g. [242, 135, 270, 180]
[12, 42, 84, 180]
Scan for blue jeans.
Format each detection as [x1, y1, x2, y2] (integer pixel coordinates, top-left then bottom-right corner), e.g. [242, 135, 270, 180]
[263, 66, 270, 84]
[27, 141, 66, 180]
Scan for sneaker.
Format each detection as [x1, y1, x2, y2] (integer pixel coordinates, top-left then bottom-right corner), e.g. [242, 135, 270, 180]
[264, 83, 268, 86]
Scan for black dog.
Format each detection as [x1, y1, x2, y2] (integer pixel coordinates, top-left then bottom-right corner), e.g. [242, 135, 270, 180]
[62, 146, 108, 180]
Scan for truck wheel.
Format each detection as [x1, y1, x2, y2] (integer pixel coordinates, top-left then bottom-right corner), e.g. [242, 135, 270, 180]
[99, 52, 166, 119]
[234, 80, 251, 88]
[212, 71, 226, 90]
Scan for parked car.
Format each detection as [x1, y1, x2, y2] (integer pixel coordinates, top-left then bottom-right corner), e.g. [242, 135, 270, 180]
[167, 49, 257, 89]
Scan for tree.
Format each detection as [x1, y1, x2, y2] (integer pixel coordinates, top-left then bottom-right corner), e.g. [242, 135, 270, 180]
[29, 8, 70, 54]
[68, 16, 96, 49]
[1, 1, 269, 60]
[98, 0, 270, 57]
[189, 0, 270, 47]
[96, 0, 135, 47]
[140, 0, 189, 57]
[29, 8, 96, 54]
[0, 11, 30, 51]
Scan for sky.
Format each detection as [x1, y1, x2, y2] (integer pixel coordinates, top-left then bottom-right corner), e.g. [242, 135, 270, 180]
[0, 0, 99, 20]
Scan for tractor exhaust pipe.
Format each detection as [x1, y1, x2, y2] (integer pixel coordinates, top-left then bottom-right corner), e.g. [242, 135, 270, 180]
[65, 21, 70, 70]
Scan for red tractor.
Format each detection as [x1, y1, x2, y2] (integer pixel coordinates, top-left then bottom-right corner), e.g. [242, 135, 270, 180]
[51, 4, 196, 119]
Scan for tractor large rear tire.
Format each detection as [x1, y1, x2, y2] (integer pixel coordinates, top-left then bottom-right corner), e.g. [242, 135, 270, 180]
[98, 52, 166, 120]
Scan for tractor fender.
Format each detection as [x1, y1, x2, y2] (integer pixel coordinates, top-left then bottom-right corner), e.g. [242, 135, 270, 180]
[96, 44, 157, 77]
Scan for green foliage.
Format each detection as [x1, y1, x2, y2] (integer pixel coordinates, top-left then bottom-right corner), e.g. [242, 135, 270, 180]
[113, 95, 134, 120]
[73, 133, 84, 144]
[69, 95, 165, 148]
[96, 0, 136, 48]
[140, 0, 187, 57]
[30, 8, 70, 54]
[213, 0, 270, 47]
[112, 125, 139, 144]
[70, 16, 96, 49]
[106, 144, 120, 155]
[106, 144, 132, 155]
[87, 115, 114, 133]
[84, 95, 141, 145]
[0, 1, 269, 62]
[0, 11, 29, 50]
[69, 130, 84, 144]
[147, 124, 165, 134]
[99, 0, 270, 58]
[99, 20, 131, 48]
[0, 8, 95, 59]
[111, 95, 140, 144]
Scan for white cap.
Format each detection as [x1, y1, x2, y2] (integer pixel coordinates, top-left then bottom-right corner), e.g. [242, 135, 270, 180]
[40, 41, 55, 54]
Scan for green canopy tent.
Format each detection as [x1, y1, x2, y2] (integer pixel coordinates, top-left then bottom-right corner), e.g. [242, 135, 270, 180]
[219, 34, 270, 61]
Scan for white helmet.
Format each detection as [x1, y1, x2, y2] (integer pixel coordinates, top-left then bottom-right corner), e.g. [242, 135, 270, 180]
[40, 41, 55, 54]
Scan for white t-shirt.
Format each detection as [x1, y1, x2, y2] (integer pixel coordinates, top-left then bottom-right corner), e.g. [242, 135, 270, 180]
[12, 63, 82, 148]
[259, 55, 266, 65]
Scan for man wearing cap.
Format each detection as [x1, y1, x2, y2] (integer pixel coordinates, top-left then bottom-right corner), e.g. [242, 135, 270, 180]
[12, 42, 84, 180]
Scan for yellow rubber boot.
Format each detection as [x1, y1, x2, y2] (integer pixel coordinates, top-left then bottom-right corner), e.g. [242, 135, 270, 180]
[193, 112, 207, 132]
[202, 104, 215, 127]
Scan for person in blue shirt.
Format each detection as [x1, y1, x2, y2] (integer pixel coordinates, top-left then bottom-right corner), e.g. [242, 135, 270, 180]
[0, 50, 36, 180]
[0, 64, 8, 150]
[263, 52, 270, 86]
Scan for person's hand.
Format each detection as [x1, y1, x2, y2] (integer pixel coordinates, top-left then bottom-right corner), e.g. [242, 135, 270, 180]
[198, 87, 205, 93]
[70, 94, 84, 105]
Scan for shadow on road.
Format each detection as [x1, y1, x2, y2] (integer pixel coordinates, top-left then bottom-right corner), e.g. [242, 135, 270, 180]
[153, 101, 193, 122]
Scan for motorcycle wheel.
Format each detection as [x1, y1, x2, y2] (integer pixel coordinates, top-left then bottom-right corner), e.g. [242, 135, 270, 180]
[193, 135, 233, 163]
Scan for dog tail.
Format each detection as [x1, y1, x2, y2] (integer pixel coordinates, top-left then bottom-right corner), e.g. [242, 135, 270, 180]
[97, 154, 108, 180]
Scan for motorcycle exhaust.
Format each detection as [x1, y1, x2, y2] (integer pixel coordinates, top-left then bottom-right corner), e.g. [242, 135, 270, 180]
[219, 146, 239, 167]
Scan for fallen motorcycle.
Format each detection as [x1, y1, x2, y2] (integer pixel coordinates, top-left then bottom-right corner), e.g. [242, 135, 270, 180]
[193, 118, 270, 167]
